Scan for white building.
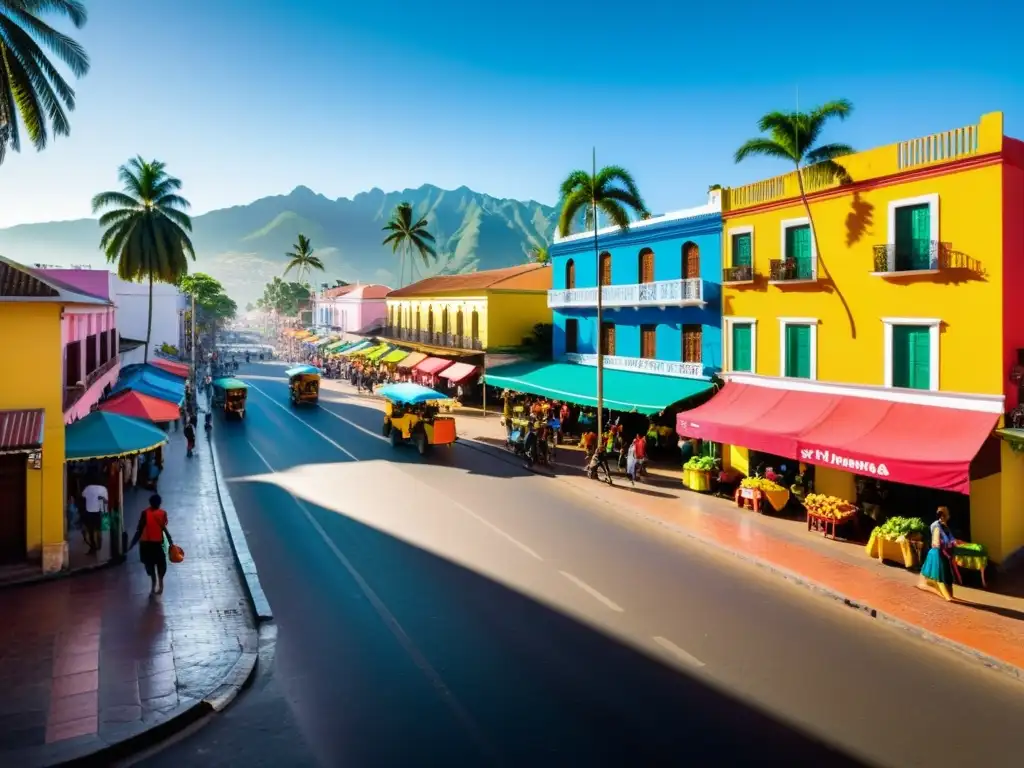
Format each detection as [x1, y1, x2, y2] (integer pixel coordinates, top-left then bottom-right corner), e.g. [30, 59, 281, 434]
[110, 276, 188, 364]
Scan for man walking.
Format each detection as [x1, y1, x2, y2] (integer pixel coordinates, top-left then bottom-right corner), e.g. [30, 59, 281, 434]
[81, 476, 109, 554]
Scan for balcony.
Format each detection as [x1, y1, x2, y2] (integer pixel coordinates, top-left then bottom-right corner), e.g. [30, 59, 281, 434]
[870, 240, 983, 278]
[64, 355, 119, 412]
[722, 265, 754, 284]
[382, 326, 483, 351]
[769, 259, 817, 284]
[547, 278, 704, 310]
[565, 352, 704, 380]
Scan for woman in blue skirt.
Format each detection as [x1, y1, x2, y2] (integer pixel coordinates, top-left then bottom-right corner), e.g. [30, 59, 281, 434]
[919, 506, 956, 601]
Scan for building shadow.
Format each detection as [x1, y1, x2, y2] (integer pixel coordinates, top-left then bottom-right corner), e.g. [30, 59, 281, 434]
[845, 193, 873, 247]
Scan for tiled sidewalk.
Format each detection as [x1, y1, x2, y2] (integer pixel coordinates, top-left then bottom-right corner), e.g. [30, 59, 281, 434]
[0, 429, 256, 767]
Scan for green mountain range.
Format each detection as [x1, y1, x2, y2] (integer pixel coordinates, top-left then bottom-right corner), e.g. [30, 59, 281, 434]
[0, 184, 558, 305]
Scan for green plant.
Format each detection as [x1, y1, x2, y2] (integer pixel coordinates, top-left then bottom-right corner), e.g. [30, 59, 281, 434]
[874, 516, 928, 541]
[283, 234, 325, 283]
[160, 343, 178, 355]
[382, 202, 436, 287]
[684, 456, 716, 471]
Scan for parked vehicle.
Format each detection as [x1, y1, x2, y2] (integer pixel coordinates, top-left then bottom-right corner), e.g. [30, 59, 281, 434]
[379, 383, 457, 455]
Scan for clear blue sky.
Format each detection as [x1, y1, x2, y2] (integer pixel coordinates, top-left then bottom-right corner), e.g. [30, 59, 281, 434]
[0, 0, 1019, 227]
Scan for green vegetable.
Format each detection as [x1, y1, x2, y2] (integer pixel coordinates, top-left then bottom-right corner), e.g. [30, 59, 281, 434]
[684, 456, 716, 471]
[874, 516, 928, 541]
[953, 541, 987, 556]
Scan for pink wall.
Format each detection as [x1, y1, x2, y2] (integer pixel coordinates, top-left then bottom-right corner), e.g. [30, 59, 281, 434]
[38, 268, 111, 301]
[354, 299, 387, 330]
[1002, 139, 1024, 414]
[62, 307, 116, 347]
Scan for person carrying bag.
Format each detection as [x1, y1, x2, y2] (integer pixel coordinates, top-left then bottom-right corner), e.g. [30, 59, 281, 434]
[129, 494, 180, 595]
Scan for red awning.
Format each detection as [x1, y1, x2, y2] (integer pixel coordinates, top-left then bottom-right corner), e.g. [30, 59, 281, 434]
[0, 409, 45, 453]
[676, 383, 998, 494]
[439, 362, 478, 384]
[414, 357, 454, 376]
[150, 359, 190, 378]
[98, 390, 180, 423]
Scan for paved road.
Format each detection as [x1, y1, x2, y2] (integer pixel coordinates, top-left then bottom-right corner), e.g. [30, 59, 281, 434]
[140, 363, 1024, 767]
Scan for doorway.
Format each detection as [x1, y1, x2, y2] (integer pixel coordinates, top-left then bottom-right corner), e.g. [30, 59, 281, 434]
[0, 454, 27, 564]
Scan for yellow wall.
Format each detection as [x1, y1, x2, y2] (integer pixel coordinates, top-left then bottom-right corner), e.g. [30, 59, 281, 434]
[815, 467, 857, 501]
[721, 112, 1005, 395]
[484, 290, 552, 347]
[969, 471, 1003, 561]
[723, 444, 749, 475]
[0, 303, 65, 556]
[387, 295, 489, 345]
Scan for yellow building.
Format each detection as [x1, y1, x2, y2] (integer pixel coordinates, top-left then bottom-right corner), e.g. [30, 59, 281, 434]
[0, 257, 115, 573]
[677, 112, 1024, 563]
[382, 264, 552, 356]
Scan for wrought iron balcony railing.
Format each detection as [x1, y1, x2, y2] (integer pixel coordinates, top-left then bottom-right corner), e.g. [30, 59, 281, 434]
[382, 326, 483, 351]
[722, 265, 754, 283]
[872, 240, 953, 273]
[769, 259, 816, 283]
[547, 277, 704, 309]
[64, 355, 119, 412]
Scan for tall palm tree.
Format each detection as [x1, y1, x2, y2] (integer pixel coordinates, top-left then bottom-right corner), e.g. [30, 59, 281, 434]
[382, 201, 436, 287]
[283, 234, 324, 284]
[92, 157, 195, 364]
[734, 99, 856, 333]
[558, 154, 649, 440]
[0, 0, 89, 164]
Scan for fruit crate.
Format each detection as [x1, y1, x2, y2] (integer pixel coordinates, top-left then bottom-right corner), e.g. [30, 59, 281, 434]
[866, 530, 924, 568]
[683, 468, 712, 493]
[807, 509, 857, 540]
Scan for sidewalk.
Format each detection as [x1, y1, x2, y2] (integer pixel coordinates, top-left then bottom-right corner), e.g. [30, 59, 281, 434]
[0, 429, 258, 767]
[319, 380, 1024, 681]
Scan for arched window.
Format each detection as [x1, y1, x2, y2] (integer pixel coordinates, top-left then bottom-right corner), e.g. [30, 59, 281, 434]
[441, 307, 449, 335]
[456, 309, 464, 336]
[639, 248, 655, 283]
[565, 258, 576, 289]
[599, 252, 612, 286]
[471, 309, 480, 341]
[683, 241, 700, 279]
[415, 305, 421, 332]
[427, 306, 435, 333]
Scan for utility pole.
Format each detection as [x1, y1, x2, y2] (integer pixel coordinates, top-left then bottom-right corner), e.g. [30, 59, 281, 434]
[592, 146, 604, 443]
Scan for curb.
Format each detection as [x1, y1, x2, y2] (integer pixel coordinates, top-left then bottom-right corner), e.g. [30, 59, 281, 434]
[207, 430, 274, 623]
[455, 434, 1024, 686]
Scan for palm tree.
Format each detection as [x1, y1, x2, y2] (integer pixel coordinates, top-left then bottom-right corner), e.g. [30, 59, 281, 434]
[558, 155, 649, 440]
[0, 1, 89, 165]
[734, 99, 856, 333]
[283, 234, 324, 284]
[92, 157, 195, 364]
[382, 202, 436, 287]
[529, 245, 550, 264]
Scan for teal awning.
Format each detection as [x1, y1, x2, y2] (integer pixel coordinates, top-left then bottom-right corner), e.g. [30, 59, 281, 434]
[485, 361, 712, 415]
[66, 411, 168, 462]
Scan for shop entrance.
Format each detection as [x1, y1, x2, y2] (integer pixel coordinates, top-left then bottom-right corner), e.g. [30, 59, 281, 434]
[858, 478, 971, 542]
[0, 454, 28, 564]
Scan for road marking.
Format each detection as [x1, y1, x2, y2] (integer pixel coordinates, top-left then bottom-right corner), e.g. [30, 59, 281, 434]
[317, 398, 388, 443]
[245, 381, 360, 461]
[450, 500, 543, 561]
[558, 571, 624, 612]
[245, 440, 498, 761]
[652, 636, 706, 668]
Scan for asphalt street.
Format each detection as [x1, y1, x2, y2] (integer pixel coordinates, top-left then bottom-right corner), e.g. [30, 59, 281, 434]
[137, 362, 1024, 767]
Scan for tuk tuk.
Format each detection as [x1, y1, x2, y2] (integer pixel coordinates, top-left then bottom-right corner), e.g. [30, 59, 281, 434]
[211, 378, 248, 419]
[286, 365, 321, 406]
[379, 383, 457, 455]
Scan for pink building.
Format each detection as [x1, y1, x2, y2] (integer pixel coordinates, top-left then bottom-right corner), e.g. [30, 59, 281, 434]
[312, 283, 391, 334]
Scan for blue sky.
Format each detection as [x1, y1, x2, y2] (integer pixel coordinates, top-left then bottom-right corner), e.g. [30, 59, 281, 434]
[0, 0, 1019, 227]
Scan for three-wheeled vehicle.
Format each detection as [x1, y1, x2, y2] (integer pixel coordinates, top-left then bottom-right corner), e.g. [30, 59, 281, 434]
[286, 365, 321, 406]
[211, 378, 248, 419]
[379, 383, 457, 455]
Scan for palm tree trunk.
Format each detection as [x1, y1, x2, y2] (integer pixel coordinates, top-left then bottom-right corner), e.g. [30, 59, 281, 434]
[145, 272, 153, 364]
[794, 167, 856, 338]
[593, 201, 604, 443]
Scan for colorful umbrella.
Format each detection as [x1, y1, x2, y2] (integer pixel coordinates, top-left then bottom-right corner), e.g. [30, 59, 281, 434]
[150, 359, 190, 378]
[65, 411, 168, 462]
[98, 391, 180, 423]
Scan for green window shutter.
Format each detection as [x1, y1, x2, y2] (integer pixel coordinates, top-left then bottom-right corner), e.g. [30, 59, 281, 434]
[894, 204, 930, 270]
[891, 325, 911, 387]
[785, 225, 812, 279]
[891, 325, 931, 389]
[732, 323, 752, 372]
[785, 324, 811, 378]
[732, 233, 751, 268]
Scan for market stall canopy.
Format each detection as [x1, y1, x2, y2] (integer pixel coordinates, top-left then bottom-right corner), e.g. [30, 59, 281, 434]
[213, 377, 250, 390]
[381, 349, 410, 364]
[485, 361, 711, 415]
[439, 362, 478, 384]
[352, 343, 387, 358]
[414, 357, 453, 376]
[339, 341, 372, 356]
[316, 337, 339, 347]
[98, 391, 180, 422]
[284, 366, 319, 378]
[366, 344, 393, 362]
[121, 363, 188, 389]
[66, 411, 168, 462]
[377, 383, 450, 404]
[112, 372, 185, 405]
[396, 352, 427, 370]
[675, 377, 1000, 494]
[326, 340, 353, 352]
[0, 409, 44, 453]
[149, 359, 190, 378]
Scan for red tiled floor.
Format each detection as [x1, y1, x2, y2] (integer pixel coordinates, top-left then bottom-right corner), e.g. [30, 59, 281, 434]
[48, 691, 98, 725]
[50, 671, 99, 699]
[45, 714, 97, 744]
[51, 651, 99, 678]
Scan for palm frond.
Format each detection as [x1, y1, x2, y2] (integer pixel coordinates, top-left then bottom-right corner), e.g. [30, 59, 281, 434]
[90, 190, 137, 212]
[734, 137, 798, 164]
[596, 199, 631, 231]
[594, 165, 645, 210]
[558, 170, 591, 200]
[804, 143, 855, 164]
[558, 188, 591, 237]
[804, 159, 852, 186]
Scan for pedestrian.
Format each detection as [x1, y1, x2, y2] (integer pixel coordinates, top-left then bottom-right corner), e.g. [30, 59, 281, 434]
[81, 475, 109, 554]
[129, 493, 174, 595]
[919, 506, 957, 602]
[184, 419, 196, 457]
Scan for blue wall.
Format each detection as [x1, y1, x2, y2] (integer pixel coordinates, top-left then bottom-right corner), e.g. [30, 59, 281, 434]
[549, 212, 723, 375]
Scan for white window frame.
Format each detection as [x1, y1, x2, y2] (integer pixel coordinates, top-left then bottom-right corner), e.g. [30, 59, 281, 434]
[882, 317, 940, 391]
[778, 217, 817, 281]
[778, 317, 819, 380]
[726, 226, 754, 272]
[724, 317, 757, 374]
[885, 194, 940, 272]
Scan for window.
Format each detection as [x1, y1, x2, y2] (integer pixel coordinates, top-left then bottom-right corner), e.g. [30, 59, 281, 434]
[599, 252, 612, 286]
[682, 325, 702, 363]
[641, 324, 657, 359]
[565, 259, 576, 289]
[441, 308, 449, 335]
[731, 231, 752, 268]
[600, 322, 616, 355]
[888, 195, 939, 272]
[783, 222, 813, 279]
[471, 309, 480, 340]
[99, 332, 109, 364]
[65, 341, 81, 388]
[883, 318, 940, 391]
[85, 333, 97, 374]
[639, 249, 655, 283]
[780, 319, 816, 379]
[682, 242, 700, 279]
[456, 309, 464, 336]
[427, 307, 434, 333]
[565, 318, 578, 354]
[730, 322, 753, 372]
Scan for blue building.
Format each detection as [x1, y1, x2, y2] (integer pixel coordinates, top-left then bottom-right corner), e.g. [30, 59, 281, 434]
[487, 191, 722, 415]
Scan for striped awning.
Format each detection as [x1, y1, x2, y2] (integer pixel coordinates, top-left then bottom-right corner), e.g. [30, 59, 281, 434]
[0, 409, 45, 453]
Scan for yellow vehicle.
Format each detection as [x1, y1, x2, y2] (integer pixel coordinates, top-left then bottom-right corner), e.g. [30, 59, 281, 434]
[286, 365, 321, 406]
[211, 378, 248, 419]
[379, 383, 457, 455]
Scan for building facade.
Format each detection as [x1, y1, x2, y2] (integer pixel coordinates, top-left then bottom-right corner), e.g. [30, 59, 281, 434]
[678, 111, 1024, 563]
[312, 283, 390, 333]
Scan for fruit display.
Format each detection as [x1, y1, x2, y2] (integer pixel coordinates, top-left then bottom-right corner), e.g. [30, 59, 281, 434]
[740, 476, 785, 493]
[873, 516, 927, 541]
[684, 456, 716, 471]
[804, 493, 857, 520]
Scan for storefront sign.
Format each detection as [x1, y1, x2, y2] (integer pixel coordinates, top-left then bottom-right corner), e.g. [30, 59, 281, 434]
[800, 448, 889, 477]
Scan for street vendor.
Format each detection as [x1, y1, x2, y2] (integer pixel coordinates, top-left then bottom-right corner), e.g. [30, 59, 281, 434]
[790, 463, 813, 503]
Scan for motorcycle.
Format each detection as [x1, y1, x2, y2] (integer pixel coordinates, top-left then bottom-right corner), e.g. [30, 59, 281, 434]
[584, 450, 614, 485]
